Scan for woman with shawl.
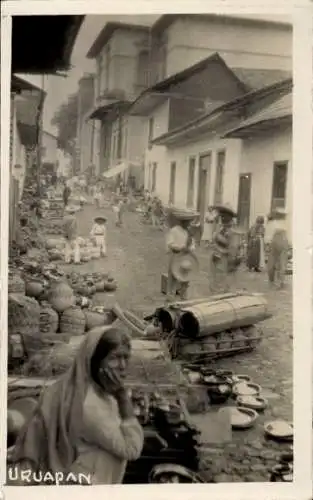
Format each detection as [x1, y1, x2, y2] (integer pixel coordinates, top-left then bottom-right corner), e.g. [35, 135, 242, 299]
[8, 326, 144, 485]
[247, 216, 265, 272]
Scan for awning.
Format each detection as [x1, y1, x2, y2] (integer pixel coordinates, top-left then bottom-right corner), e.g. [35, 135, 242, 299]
[87, 100, 130, 121]
[102, 162, 129, 179]
[11, 16, 84, 73]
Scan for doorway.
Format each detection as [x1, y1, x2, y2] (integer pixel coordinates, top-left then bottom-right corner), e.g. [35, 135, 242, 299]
[197, 152, 212, 223]
[237, 173, 251, 230]
[169, 161, 176, 205]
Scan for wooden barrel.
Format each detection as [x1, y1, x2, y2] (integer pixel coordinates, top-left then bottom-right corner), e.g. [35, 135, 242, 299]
[178, 294, 271, 338]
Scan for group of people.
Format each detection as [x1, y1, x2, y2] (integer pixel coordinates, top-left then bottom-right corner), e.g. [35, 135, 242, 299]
[164, 203, 290, 300]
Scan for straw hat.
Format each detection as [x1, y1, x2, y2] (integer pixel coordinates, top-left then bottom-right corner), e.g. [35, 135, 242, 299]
[170, 251, 199, 283]
[94, 216, 107, 224]
[213, 203, 237, 218]
[167, 206, 199, 221]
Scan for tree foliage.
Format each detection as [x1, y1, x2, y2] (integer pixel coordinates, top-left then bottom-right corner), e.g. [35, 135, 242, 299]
[51, 92, 78, 154]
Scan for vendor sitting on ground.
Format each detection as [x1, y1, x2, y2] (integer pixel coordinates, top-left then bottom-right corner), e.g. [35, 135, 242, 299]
[165, 208, 197, 300]
[8, 325, 144, 485]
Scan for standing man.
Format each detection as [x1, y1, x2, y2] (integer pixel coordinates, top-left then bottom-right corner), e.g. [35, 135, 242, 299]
[63, 182, 71, 208]
[165, 208, 197, 300]
[265, 209, 289, 289]
[63, 206, 80, 264]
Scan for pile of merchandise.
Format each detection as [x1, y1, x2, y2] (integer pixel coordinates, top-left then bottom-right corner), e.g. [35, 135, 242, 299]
[145, 293, 271, 364]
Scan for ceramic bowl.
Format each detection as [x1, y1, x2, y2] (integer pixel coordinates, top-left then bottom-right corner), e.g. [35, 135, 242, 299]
[232, 382, 261, 397]
[264, 420, 293, 442]
[228, 406, 259, 429]
[236, 395, 268, 411]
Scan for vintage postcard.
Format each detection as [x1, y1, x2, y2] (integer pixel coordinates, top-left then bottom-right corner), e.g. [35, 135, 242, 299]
[1, 1, 312, 500]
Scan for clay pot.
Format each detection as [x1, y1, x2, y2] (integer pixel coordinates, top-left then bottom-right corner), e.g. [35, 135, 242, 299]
[95, 281, 106, 293]
[25, 280, 44, 299]
[48, 282, 75, 313]
[60, 306, 86, 335]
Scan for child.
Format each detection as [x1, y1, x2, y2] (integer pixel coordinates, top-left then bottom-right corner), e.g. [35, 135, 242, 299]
[63, 206, 80, 264]
[90, 216, 107, 257]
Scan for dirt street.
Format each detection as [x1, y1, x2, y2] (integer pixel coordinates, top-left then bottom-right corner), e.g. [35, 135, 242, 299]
[65, 202, 293, 482]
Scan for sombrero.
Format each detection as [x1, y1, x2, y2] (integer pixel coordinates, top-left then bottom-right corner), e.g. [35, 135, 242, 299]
[170, 251, 199, 283]
[94, 216, 107, 223]
[213, 203, 237, 218]
[167, 206, 199, 221]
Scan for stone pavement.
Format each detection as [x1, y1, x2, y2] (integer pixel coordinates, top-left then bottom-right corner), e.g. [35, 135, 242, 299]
[69, 203, 293, 482]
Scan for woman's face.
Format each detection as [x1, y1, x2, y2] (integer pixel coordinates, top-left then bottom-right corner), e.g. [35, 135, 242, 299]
[98, 343, 131, 386]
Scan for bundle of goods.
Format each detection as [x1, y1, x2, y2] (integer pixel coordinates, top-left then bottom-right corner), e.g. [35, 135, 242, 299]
[39, 218, 64, 236]
[151, 293, 271, 363]
[8, 294, 42, 356]
[8, 270, 26, 296]
[41, 198, 64, 219]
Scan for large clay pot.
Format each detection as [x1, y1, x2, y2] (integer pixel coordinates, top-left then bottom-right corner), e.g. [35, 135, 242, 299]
[48, 282, 75, 313]
[25, 280, 44, 299]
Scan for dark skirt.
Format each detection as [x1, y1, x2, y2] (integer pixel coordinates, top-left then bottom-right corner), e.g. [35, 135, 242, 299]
[247, 238, 261, 269]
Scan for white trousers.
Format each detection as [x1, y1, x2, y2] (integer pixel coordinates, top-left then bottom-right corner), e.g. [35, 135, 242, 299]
[64, 239, 80, 263]
[94, 235, 107, 255]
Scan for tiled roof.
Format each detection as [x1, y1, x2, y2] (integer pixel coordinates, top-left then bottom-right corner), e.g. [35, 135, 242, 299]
[231, 68, 292, 91]
[224, 91, 292, 137]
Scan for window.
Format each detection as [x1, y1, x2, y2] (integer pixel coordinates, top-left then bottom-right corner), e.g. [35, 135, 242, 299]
[169, 161, 176, 205]
[186, 157, 196, 207]
[138, 50, 150, 87]
[151, 163, 157, 192]
[271, 161, 288, 210]
[148, 117, 154, 147]
[214, 150, 225, 205]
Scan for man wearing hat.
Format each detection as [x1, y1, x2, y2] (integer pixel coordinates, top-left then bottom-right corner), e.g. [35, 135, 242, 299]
[165, 208, 198, 300]
[63, 206, 80, 264]
[265, 208, 289, 288]
[210, 203, 242, 293]
[90, 216, 107, 257]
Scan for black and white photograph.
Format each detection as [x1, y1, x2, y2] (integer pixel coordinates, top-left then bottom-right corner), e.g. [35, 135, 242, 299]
[0, 3, 312, 500]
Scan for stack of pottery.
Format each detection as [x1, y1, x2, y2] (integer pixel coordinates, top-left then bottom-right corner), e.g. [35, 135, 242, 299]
[59, 306, 86, 335]
[8, 271, 26, 296]
[39, 302, 59, 335]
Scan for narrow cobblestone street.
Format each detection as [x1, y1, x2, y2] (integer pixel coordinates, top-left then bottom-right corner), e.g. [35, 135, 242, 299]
[62, 202, 293, 482]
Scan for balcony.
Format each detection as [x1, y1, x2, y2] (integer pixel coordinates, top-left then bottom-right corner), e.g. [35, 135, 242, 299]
[96, 88, 126, 107]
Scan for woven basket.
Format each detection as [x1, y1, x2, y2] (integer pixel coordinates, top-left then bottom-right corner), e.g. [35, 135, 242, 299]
[39, 302, 59, 335]
[8, 294, 41, 355]
[59, 306, 86, 335]
[8, 272, 25, 296]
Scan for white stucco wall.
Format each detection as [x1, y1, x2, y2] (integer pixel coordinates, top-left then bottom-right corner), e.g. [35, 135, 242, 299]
[42, 132, 58, 164]
[239, 126, 292, 239]
[161, 137, 242, 209]
[165, 18, 292, 75]
[144, 100, 170, 192]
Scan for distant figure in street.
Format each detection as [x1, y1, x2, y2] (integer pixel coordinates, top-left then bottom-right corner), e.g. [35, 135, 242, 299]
[63, 206, 80, 264]
[247, 216, 265, 272]
[113, 198, 125, 227]
[209, 204, 241, 294]
[90, 216, 107, 257]
[265, 209, 289, 289]
[165, 209, 196, 300]
[63, 183, 71, 207]
[202, 206, 218, 246]
[94, 187, 103, 209]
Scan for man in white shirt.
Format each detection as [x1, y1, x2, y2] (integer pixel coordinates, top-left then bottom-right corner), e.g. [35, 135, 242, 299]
[165, 213, 196, 300]
[265, 209, 289, 288]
